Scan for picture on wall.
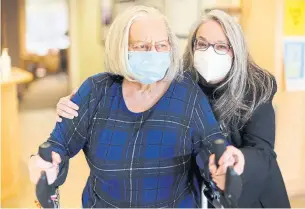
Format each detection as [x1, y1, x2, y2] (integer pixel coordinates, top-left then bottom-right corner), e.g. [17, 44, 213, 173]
[101, 0, 113, 26]
[100, 0, 114, 42]
[100, 0, 137, 42]
[100, 0, 166, 43]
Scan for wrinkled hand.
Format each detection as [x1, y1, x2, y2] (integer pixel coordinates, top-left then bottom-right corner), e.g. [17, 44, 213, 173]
[209, 145, 245, 190]
[56, 89, 79, 122]
[28, 151, 62, 185]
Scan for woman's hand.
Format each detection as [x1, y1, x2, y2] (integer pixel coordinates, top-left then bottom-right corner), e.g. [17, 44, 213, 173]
[209, 145, 245, 190]
[28, 151, 62, 185]
[56, 90, 79, 122]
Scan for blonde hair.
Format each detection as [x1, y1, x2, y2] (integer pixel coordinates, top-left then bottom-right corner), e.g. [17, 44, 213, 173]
[104, 5, 181, 82]
[183, 10, 275, 132]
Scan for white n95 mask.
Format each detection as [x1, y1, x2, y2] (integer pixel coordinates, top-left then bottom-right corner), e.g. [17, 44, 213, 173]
[194, 48, 232, 83]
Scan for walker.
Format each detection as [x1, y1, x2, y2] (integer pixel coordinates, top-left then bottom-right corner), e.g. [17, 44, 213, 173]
[36, 139, 242, 208]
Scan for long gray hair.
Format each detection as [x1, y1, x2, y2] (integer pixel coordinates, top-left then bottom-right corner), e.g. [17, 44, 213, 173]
[183, 10, 275, 133]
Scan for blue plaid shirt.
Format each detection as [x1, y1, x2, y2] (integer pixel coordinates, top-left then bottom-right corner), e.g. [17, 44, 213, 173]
[47, 72, 225, 208]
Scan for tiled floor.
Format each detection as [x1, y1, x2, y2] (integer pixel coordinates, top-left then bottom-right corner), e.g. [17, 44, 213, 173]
[19, 73, 69, 111]
[2, 74, 305, 208]
[16, 109, 89, 208]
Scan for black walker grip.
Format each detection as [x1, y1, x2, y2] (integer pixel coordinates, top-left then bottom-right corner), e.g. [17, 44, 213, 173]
[212, 139, 226, 167]
[39, 142, 53, 163]
[36, 142, 58, 208]
[38, 141, 69, 187]
[211, 139, 242, 208]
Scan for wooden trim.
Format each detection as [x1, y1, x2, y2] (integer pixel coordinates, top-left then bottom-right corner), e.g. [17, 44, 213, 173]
[205, 6, 242, 14]
[204, 1, 244, 27]
[1, 1, 8, 49]
[0, 67, 33, 86]
[18, 0, 26, 69]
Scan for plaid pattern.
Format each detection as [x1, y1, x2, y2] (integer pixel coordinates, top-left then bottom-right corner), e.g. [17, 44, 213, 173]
[47, 72, 225, 208]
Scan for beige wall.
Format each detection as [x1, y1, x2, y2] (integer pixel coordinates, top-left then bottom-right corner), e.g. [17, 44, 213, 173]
[242, 0, 278, 75]
[68, 0, 105, 90]
[242, 0, 305, 197]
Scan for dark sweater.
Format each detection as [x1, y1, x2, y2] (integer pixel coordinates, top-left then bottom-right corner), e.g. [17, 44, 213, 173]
[199, 78, 291, 208]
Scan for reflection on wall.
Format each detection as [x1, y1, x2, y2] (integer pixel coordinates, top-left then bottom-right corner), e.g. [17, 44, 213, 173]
[25, 0, 70, 55]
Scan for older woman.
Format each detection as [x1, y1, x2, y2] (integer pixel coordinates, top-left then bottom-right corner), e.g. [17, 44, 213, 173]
[56, 9, 290, 208]
[183, 10, 290, 208]
[29, 6, 244, 208]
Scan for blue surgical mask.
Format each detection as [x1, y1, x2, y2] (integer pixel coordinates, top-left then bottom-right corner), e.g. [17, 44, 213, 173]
[127, 51, 171, 84]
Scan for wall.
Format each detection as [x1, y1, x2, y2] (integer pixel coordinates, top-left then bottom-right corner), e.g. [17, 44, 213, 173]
[1, 0, 21, 67]
[165, 0, 202, 53]
[242, 0, 305, 197]
[68, 0, 105, 90]
[242, 0, 277, 75]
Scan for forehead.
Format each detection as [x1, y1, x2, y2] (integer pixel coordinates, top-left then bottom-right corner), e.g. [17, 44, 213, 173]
[129, 16, 168, 42]
[196, 19, 228, 43]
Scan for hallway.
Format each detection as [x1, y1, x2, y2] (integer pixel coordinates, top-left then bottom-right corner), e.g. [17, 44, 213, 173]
[3, 74, 90, 208]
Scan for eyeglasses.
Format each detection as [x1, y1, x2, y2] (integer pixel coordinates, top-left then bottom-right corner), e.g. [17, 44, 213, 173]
[194, 38, 231, 55]
[128, 40, 170, 52]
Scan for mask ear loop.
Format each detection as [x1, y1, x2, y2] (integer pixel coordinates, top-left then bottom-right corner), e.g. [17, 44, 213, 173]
[192, 35, 197, 52]
[224, 50, 235, 86]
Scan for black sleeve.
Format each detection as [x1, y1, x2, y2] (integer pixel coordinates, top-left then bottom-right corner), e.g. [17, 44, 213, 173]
[237, 80, 278, 206]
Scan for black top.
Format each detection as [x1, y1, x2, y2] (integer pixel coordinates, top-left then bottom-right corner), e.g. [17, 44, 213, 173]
[199, 77, 291, 208]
